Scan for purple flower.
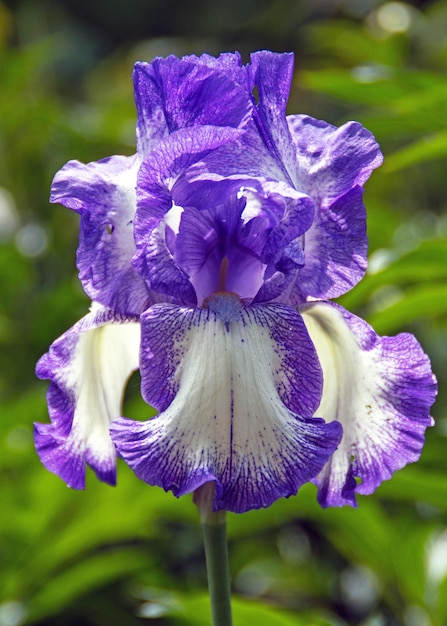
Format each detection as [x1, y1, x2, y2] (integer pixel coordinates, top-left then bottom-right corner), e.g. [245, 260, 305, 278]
[36, 51, 437, 513]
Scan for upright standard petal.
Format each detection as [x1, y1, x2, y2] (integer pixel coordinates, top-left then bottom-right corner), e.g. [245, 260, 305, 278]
[248, 51, 298, 187]
[112, 295, 342, 513]
[288, 114, 383, 203]
[287, 114, 383, 300]
[301, 302, 437, 507]
[134, 53, 251, 155]
[136, 125, 245, 225]
[51, 155, 152, 315]
[147, 56, 251, 130]
[35, 306, 140, 489]
[292, 185, 368, 302]
[133, 127, 259, 304]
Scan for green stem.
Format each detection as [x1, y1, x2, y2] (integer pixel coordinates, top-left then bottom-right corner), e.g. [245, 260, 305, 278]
[194, 483, 233, 626]
[201, 519, 233, 626]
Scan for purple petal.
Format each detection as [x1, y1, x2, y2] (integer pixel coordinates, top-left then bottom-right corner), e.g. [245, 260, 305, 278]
[174, 204, 240, 303]
[133, 126, 246, 300]
[301, 302, 437, 507]
[138, 219, 197, 305]
[257, 180, 314, 263]
[182, 51, 245, 75]
[111, 298, 342, 513]
[191, 120, 287, 182]
[288, 114, 383, 204]
[51, 155, 152, 315]
[136, 125, 245, 220]
[174, 197, 267, 304]
[35, 306, 140, 489]
[159, 181, 314, 305]
[186, 52, 297, 185]
[134, 55, 251, 155]
[134, 124, 244, 248]
[171, 176, 314, 303]
[133, 62, 170, 155]
[294, 185, 368, 301]
[286, 115, 382, 300]
[248, 51, 298, 186]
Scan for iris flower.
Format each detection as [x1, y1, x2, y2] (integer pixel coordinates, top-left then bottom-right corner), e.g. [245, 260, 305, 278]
[36, 51, 437, 513]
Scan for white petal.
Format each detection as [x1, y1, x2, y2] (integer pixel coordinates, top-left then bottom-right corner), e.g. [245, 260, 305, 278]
[70, 319, 141, 467]
[35, 307, 141, 488]
[302, 302, 436, 506]
[113, 300, 341, 512]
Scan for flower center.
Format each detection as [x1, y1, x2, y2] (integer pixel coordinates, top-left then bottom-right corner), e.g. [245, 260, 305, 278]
[202, 291, 243, 328]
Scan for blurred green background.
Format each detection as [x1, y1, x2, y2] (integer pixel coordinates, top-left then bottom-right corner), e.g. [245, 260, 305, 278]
[1, 0, 447, 624]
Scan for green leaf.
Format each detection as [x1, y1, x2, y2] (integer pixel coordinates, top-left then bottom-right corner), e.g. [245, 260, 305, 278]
[367, 283, 447, 334]
[299, 69, 405, 107]
[28, 549, 150, 623]
[299, 68, 444, 108]
[376, 467, 447, 512]
[138, 588, 340, 626]
[383, 131, 447, 171]
[340, 238, 447, 312]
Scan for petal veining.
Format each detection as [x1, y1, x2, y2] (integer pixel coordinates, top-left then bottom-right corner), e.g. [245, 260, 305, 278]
[301, 302, 437, 507]
[35, 306, 140, 489]
[287, 114, 383, 204]
[50, 155, 152, 315]
[133, 53, 250, 155]
[112, 299, 342, 513]
[249, 51, 298, 186]
[286, 114, 382, 300]
[294, 185, 368, 301]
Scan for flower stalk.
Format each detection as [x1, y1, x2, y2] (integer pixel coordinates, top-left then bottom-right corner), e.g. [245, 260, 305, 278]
[194, 483, 233, 626]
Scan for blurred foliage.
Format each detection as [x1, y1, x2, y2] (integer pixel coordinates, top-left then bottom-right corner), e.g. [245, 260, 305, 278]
[0, 0, 447, 625]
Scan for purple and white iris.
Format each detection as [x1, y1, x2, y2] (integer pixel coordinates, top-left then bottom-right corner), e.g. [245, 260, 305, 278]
[35, 51, 437, 513]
